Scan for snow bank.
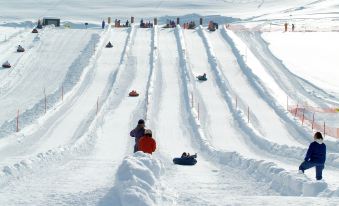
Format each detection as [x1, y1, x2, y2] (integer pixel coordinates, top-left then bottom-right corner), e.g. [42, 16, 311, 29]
[115, 152, 164, 206]
[175, 25, 329, 197]
[145, 26, 159, 122]
[262, 32, 339, 94]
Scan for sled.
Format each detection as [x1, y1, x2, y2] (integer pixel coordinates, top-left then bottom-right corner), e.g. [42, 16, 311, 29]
[17, 46, 25, 52]
[129, 90, 139, 97]
[173, 157, 197, 166]
[32, 29, 38, 33]
[197, 75, 207, 81]
[2, 63, 11, 68]
[106, 42, 113, 48]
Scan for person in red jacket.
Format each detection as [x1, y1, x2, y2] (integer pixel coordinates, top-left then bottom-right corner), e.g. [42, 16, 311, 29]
[138, 129, 156, 154]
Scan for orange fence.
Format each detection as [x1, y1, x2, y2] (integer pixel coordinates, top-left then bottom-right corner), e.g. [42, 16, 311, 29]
[288, 105, 339, 139]
[226, 24, 339, 32]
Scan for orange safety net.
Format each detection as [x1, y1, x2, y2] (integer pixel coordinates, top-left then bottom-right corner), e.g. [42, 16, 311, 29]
[288, 105, 339, 139]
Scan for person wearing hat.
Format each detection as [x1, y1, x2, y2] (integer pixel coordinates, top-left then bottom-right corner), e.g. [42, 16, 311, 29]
[138, 129, 156, 155]
[130, 119, 146, 152]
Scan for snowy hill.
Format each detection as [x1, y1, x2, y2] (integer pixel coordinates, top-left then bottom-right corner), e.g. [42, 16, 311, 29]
[0, 0, 339, 205]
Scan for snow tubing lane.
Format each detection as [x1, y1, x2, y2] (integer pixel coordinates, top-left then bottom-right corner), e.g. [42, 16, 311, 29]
[173, 157, 197, 166]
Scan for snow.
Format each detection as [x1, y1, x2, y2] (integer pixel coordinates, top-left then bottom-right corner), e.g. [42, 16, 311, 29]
[262, 32, 339, 95]
[0, 0, 338, 205]
[115, 152, 164, 206]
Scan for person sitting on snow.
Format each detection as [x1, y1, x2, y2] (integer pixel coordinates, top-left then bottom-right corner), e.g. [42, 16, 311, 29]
[299, 132, 326, 180]
[181, 152, 197, 159]
[130, 119, 146, 152]
[138, 129, 156, 154]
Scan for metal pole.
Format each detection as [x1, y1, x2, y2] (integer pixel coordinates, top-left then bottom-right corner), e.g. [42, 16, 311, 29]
[16, 110, 19, 132]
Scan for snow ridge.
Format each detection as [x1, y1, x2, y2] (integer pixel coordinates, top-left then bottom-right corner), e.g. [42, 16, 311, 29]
[115, 152, 164, 206]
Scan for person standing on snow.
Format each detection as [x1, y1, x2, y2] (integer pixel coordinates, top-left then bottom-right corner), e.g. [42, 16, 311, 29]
[130, 119, 146, 152]
[102, 20, 105, 29]
[138, 129, 156, 154]
[299, 132, 326, 180]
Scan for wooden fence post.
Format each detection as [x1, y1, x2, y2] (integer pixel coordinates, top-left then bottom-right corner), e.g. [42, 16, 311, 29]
[247, 107, 250, 123]
[16, 110, 19, 132]
[312, 113, 315, 130]
[96, 97, 99, 115]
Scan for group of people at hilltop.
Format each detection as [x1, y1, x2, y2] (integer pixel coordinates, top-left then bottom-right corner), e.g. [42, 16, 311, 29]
[129, 118, 327, 180]
[140, 19, 153, 28]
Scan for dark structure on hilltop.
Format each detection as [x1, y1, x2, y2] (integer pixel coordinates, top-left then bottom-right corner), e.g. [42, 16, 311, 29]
[43, 17, 60, 27]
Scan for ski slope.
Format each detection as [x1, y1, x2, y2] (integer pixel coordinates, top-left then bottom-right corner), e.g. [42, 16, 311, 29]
[0, 2, 338, 204]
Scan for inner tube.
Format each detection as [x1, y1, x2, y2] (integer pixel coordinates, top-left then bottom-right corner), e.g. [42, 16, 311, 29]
[173, 157, 197, 166]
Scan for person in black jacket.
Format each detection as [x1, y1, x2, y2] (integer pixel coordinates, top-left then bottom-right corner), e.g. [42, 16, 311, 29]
[130, 119, 146, 153]
[299, 132, 326, 180]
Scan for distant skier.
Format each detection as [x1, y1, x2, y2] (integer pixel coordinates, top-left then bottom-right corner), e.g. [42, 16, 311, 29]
[130, 119, 146, 152]
[292, 24, 295, 32]
[299, 132, 326, 180]
[102, 20, 105, 29]
[284, 22, 288, 32]
[138, 129, 156, 154]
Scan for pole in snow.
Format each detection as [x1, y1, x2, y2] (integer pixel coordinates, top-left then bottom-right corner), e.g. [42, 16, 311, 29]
[96, 97, 99, 115]
[16, 109, 19, 132]
[295, 104, 298, 117]
[312, 112, 315, 131]
[248, 107, 250, 123]
[302, 108, 305, 125]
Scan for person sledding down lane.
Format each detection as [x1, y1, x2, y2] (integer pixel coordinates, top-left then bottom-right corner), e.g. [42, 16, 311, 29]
[173, 152, 198, 165]
[197, 73, 207, 81]
[2, 61, 11, 68]
[129, 90, 139, 97]
[32, 28, 38, 33]
[105, 41, 113, 48]
[298, 132, 326, 180]
[17, 45, 25, 52]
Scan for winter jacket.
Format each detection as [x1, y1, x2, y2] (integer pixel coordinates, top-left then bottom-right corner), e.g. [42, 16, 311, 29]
[138, 136, 156, 154]
[130, 126, 145, 145]
[304, 139, 326, 164]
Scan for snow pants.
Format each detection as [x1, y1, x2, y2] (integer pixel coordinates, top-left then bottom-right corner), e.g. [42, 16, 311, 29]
[299, 161, 324, 180]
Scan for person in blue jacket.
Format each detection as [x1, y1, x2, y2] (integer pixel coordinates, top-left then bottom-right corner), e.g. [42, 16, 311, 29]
[299, 132, 326, 180]
[130, 119, 146, 153]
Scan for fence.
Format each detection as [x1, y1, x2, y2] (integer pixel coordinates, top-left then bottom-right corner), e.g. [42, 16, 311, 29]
[226, 23, 339, 33]
[288, 104, 339, 138]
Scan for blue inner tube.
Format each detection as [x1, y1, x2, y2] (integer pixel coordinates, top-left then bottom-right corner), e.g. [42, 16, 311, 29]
[173, 157, 197, 166]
